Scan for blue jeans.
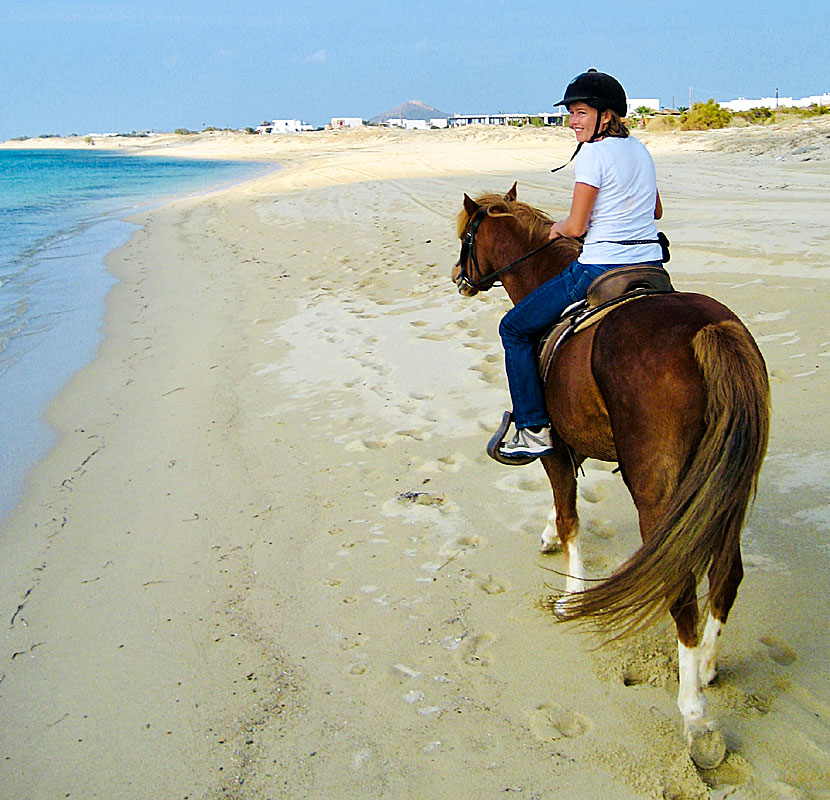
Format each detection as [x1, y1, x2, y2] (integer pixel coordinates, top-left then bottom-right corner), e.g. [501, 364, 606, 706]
[498, 259, 661, 429]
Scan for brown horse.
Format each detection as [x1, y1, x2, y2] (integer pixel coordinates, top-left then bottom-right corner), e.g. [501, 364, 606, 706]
[452, 183, 770, 769]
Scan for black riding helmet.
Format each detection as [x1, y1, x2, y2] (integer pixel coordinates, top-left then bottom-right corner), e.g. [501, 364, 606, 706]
[556, 68, 628, 117]
[551, 68, 628, 172]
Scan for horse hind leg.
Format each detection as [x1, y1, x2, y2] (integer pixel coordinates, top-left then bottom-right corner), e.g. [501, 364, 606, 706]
[539, 452, 585, 612]
[700, 542, 744, 686]
[673, 572, 727, 770]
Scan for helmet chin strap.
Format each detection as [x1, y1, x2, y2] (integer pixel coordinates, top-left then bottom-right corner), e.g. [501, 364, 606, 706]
[550, 108, 604, 173]
[589, 111, 603, 142]
[550, 142, 582, 173]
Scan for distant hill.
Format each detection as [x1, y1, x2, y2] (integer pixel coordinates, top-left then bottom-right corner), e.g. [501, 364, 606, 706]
[369, 100, 451, 124]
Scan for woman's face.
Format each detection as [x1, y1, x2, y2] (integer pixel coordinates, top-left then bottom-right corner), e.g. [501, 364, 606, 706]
[568, 102, 610, 142]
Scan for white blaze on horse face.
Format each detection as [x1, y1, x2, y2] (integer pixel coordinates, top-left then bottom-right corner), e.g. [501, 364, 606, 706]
[677, 641, 706, 725]
[699, 614, 723, 686]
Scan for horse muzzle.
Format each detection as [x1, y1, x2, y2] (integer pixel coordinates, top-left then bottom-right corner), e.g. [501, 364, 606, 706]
[452, 261, 479, 297]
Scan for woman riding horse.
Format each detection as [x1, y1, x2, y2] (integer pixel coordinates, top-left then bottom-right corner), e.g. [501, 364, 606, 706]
[499, 69, 665, 459]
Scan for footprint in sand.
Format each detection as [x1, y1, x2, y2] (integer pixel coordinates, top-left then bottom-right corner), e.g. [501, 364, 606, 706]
[436, 452, 468, 472]
[359, 437, 387, 451]
[471, 361, 501, 384]
[392, 428, 431, 442]
[700, 753, 753, 788]
[460, 633, 496, 667]
[439, 534, 483, 556]
[588, 518, 617, 540]
[525, 703, 591, 741]
[578, 479, 611, 504]
[477, 576, 507, 595]
[759, 635, 797, 666]
[461, 570, 508, 595]
[592, 627, 675, 688]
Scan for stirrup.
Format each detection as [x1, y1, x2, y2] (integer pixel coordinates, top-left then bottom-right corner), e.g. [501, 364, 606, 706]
[486, 411, 536, 466]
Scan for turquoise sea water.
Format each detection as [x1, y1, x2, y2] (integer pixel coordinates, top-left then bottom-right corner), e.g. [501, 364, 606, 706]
[0, 149, 267, 524]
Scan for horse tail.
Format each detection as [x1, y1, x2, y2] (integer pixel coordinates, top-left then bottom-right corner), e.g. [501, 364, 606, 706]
[557, 319, 770, 636]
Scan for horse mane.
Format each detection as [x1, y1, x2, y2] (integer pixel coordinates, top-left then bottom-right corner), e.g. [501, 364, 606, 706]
[456, 194, 555, 243]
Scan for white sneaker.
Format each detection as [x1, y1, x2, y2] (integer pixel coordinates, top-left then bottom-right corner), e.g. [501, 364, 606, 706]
[499, 425, 555, 458]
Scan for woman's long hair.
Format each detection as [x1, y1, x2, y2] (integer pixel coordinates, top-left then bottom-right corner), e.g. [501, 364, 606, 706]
[601, 110, 629, 138]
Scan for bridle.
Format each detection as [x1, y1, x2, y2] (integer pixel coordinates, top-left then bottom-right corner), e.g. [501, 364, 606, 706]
[455, 207, 560, 292]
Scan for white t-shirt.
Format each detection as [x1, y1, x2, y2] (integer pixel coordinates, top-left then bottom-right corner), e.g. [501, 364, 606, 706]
[573, 136, 662, 265]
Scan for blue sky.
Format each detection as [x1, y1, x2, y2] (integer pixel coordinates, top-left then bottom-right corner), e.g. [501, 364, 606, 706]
[0, 0, 827, 139]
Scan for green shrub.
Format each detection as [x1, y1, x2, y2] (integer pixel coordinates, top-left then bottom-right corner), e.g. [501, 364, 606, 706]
[645, 115, 679, 132]
[680, 99, 732, 130]
[734, 107, 773, 124]
[774, 104, 829, 120]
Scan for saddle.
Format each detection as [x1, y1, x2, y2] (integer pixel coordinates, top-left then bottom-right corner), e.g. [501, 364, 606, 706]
[486, 264, 673, 466]
[538, 264, 674, 386]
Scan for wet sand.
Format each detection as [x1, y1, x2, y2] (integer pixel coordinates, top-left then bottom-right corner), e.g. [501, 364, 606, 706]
[1, 124, 829, 798]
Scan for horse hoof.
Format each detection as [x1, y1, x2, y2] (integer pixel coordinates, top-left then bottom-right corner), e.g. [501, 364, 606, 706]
[686, 720, 726, 770]
[553, 596, 572, 620]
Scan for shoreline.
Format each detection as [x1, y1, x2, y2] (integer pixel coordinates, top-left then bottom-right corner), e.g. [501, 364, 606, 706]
[1, 127, 828, 798]
[0, 153, 276, 526]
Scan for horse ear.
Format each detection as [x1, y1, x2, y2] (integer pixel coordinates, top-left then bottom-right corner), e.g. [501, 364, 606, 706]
[463, 194, 479, 216]
[505, 182, 517, 201]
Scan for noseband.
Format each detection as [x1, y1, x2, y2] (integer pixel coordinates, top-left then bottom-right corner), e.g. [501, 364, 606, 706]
[455, 207, 559, 291]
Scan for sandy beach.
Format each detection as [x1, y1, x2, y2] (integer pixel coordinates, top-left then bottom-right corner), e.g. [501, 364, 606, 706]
[1, 123, 829, 799]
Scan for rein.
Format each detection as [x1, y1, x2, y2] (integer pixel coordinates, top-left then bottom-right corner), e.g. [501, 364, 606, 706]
[456, 207, 561, 291]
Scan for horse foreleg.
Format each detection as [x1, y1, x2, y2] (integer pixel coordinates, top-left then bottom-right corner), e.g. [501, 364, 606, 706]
[539, 452, 585, 609]
[673, 573, 727, 769]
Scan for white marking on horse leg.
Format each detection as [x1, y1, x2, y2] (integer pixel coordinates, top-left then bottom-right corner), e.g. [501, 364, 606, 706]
[539, 503, 558, 552]
[679, 636, 727, 769]
[699, 613, 723, 686]
[677, 640, 706, 727]
[553, 522, 584, 618]
[563, 530, 585, 595]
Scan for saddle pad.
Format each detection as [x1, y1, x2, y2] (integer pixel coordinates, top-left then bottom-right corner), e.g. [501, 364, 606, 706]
[537, 294, 642, 385]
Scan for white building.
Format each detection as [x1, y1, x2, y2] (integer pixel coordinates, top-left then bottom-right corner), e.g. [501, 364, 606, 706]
[449, 112, 567, 127]
[256, 119, 313, 134]
[799, 93, 830, 108]
[721, 93, 830, 112]
[382, 118, 431, 130]
[331, 117, 364, 128]
[627, 98, 660, 115]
